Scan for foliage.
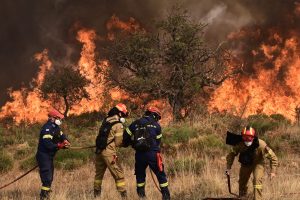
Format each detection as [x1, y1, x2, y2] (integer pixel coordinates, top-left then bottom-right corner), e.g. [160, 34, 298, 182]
[107, 6, 238, 121]
[40, 66, 90, 117]
[168, 157, 205, 176]
[20, 156, 37, 170]
[54, 149, 93, 170]
[163, 124, 198, 145]
[0, 151, 13, 173]
[247, 113, 290, 135]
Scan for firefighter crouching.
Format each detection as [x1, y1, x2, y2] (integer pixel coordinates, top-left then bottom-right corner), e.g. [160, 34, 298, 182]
[226, 126, 278, 200]
[94, 103, 129, 199]
[124, 106, 171, 200]
[36, 109, 71, 200]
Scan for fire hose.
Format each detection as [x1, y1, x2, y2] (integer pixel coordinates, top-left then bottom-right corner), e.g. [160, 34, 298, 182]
[149, 168, 161, 192]
[0, 145, 96, 190]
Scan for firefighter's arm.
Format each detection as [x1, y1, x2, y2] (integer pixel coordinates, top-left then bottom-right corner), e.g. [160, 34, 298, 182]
[264, 145, 278, 174]
[226, 145, 239, 169]
[113, 123, 124, 147]
[123, 125, 133, 147]
[156, 125, 162, 141]
[59, 131, 70, 147]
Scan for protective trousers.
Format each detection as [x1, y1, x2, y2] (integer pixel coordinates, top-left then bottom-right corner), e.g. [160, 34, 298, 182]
[135, 151, 170, 199]
[36, 152, 54, 200]
[239, 164, 264, 200]
[94, 154, 126, 193]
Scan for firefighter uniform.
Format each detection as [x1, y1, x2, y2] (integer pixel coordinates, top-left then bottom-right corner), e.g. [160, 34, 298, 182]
[125, 115, 170, 200]
[94, 115, 126, 195]
[36, 120, 68, 199]
[226, 139, 278, 200]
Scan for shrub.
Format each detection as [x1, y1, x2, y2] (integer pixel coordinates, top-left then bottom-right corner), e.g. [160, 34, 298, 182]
[168, 158, 205, 176]
[192, 134, 226, 150]
[0, 151, 13, 173]
[20, 156, 37, 170]
[247, 114, 279, 135]
[55, 149, 92, 170]
[14, 148, 32, 160]
[163, 125, 198, 145]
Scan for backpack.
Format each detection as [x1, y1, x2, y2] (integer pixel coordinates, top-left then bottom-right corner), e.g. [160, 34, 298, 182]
[96, 119, 120, 151]
[133, 120, 153, 152]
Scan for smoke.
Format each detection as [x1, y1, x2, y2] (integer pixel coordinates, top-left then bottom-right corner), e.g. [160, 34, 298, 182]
[0, 0, 299, 106]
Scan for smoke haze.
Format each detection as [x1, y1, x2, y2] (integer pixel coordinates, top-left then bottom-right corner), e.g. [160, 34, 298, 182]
[0, 0, 299, 106]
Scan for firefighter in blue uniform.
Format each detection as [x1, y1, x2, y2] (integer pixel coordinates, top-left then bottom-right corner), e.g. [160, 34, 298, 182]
[36, 109, 70, 200]
[124, 106, 170, 200]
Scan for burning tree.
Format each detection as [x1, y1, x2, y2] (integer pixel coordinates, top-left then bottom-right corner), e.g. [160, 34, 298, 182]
[40, 66, 90, 117]
[107, 7, 238, 121]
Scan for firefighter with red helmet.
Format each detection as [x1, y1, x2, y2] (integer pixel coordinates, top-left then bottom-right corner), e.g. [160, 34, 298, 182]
[36, 108, 70, 200]
[124, 106, 171, 200]
[94, 103, 129, 199]
[226, 126, 278, 200]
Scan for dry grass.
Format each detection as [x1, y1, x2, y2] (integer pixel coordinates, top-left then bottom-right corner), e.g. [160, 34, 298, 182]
[1, 114, 300, 200]
[0, 150, 299, 200]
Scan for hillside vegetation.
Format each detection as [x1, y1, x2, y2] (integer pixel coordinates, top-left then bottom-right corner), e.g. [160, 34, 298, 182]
[0, 113, 299, 199]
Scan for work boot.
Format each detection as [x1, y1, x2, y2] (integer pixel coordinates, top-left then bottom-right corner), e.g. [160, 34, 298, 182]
[137, 186, 146, 198]
[161, 187, 170, 200]
[120, 191, 127, 199]
[94, 189, 101, 198]
[40, 190, 50, 200]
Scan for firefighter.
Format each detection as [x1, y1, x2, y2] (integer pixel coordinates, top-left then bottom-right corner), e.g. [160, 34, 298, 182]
[94, 103, 129, 199]
[124, 106, 171, 200]
[225, 126, 278, 200]
[36, 108, 70, 200]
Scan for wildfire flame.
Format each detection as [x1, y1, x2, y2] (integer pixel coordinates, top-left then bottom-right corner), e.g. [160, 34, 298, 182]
[0, 16, 141, 124]
[209, 30, 300, 120]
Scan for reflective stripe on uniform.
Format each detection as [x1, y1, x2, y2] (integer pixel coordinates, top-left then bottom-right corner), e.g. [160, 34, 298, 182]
[137, 182, 145, 187]
[42, 134, 53, 139]
[254, 184, 263, 189]
[94, 179, 102, 187]
[41, 186, 51, 191]
[160, 182, 168, 188]
[116, 181, 126, 187]
[94, 180, 102, 184]
[126, 128, 133, 136]
[156, 134, 162, 139]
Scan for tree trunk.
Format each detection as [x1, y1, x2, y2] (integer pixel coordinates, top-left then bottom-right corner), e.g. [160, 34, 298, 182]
[63, 95, 69, 118]
[169, 93, 185, 122]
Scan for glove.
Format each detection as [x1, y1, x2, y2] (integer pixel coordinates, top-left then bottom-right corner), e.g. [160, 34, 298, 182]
[57, 142, 65, 149]
[63, 140, 71, 148]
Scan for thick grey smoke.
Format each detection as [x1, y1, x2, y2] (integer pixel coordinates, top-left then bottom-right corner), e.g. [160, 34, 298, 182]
[0, 0, 298, 106]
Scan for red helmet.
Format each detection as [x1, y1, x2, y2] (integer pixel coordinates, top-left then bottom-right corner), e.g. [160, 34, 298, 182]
[146, 106, 161, 119]
[241, 126, 255, 141]
[115, 103, 128, 116]
[48, 108, 64, 119]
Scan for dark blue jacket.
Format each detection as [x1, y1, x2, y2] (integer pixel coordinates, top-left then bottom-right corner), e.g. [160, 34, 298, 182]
[125, 115, 162, 152]
[37, 120, 67, 156]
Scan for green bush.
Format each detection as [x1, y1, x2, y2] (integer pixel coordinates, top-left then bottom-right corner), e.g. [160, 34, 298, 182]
[247, 114, 279, 135]
[20, 156, 37, 170]
[191, 134, 226, 152]
[163, 125, 198, 145]
[0, 151, 14, 173]
[168, 158, 205, 176]
[55, 149, 92, 170]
